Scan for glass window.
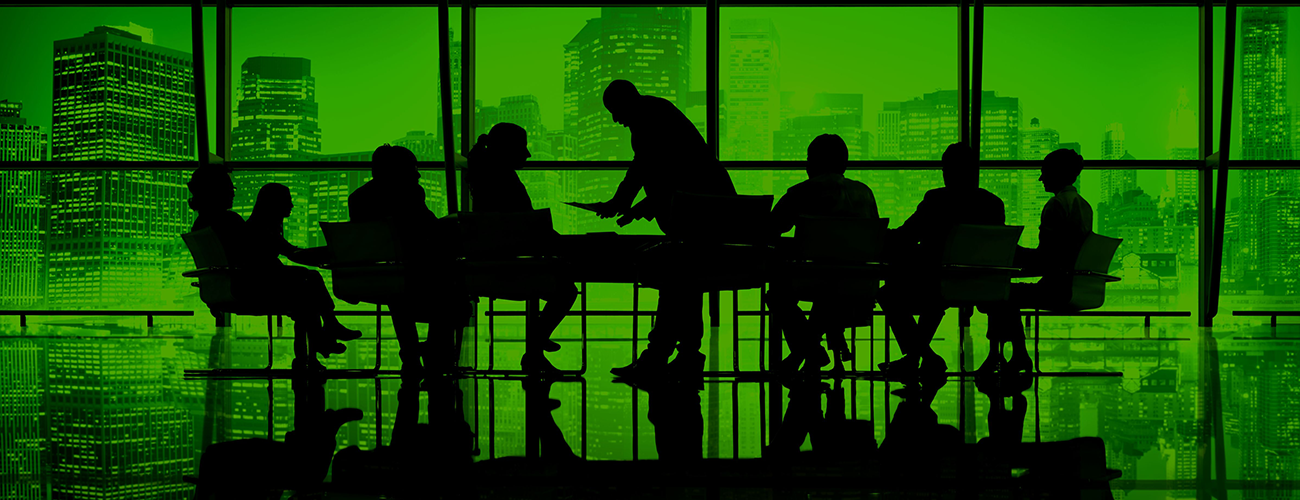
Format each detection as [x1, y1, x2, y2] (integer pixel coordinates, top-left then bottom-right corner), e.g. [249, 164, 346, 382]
[229, 8, 456, 162]
[0, 7, 198, 162]
[983, 7, 1199, 161]
[720, 7, 957, 161]
[1221, 169, 1300, 307]
[476, 7, 707, 162]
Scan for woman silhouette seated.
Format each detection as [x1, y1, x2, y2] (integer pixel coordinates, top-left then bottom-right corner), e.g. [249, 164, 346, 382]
[186, 168, 359, 362]
[246, 183, 362, 355]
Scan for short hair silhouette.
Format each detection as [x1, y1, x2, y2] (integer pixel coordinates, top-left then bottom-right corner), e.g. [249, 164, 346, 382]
[1043, 148, 1084, 183]
[187, 166, 234, 212]
[488, 122, 528, 149]
[941, 143, 979, 189]
[253, 182, 292, 214]
[603, 80, 639, 110]
[371, 144, 418, 180]
[808, 134, 849, 170]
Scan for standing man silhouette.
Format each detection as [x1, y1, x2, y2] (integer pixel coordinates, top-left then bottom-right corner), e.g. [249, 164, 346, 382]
[591, 80, 736, 379]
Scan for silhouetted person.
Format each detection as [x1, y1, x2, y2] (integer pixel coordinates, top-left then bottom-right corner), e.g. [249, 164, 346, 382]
[879, 143, 1005, 378]
[349, 145, 455, 375]
[186, 168, 355, 365]
[521, 378, 581, 461]
[766, 134, 879, 373]
[247, 183, 361, 356]
[773, 380, 827, 457]
[593, 80, 737, 380]
[194, 372, 361, 499]
[878, 378, 961, 490]
[982, 148, 1092, 375]
[466, 124, 579, 373]
[643, 380, 704, 461]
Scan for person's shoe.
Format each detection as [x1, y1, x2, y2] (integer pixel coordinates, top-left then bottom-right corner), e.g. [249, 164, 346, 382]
[977, 350, 1007, 376]
[801, 347, 831, 375]
[324, 323, 363, 342]
[667, 351, 706, 380]
[920, 354, 948, 378]
[521, 352, 561, 374]
[530, 338, 562, 353]
[611, 350, 670, 378]
[881, 355, 920, 380]
[316, 341, 346, 358]
[1006, 349, 1034, 374]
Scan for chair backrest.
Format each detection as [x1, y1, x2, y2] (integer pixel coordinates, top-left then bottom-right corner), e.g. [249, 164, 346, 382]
[794, 216, 889, 262]
[455, 209, 555, 257]
[181, 228, 230, 269]
[1074, 232, 1123, 273]
[667, 192, 774, 244]
[940, 224, 1024, 267]
[320, 221, 402, 265]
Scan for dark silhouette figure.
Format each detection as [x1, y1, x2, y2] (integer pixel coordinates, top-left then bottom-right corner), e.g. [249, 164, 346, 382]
[521, 378, 582, 461]
[774, 379, 877, 460]
[982, 148, 1092, 376]
[878, 378, 962, 488]
[466, 124, 580, 373]
[641, 379, 704, 461]
[193, 371, 362, 499]
[247, 183, 362, 355]
[878, 143, 1005, 378]
[186, 168, 358, 364]
[593, 80, 737, 380]
[766, 134, 879, 374]
[331, 377, 475, 497]
[349, 144, 457, 375]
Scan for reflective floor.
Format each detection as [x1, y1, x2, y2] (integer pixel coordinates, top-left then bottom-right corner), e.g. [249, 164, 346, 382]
[2, 295, 1298, 499]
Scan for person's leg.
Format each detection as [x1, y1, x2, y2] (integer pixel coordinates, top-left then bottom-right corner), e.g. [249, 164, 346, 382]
[292, 267, 361, 340]
[522, 283, 576, 372]
[667, 290, 706, 376]
[612, 287, 682, 376]
[878, 287, 921, 371]
[765, 286, 820, 370]
[389, 306, 423, 375]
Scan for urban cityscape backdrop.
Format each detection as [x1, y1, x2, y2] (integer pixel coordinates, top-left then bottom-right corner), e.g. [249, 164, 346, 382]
[0, 6, 1298, 500]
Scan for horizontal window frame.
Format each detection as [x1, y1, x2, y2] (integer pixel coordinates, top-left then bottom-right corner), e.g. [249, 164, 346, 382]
[9, 1, 1299, 6]
[3, 159, 1283, 170]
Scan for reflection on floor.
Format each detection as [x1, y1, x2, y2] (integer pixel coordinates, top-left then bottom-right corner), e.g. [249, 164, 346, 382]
[1, 312, 1298, 499]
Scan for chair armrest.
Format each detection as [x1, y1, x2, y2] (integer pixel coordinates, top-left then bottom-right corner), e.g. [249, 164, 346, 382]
[1073, 270, 1121, 282]
[181, 267, 237, 278]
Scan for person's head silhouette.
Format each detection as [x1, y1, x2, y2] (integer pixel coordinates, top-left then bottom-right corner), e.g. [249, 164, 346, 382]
[603, 79, 640, 127]
[807, 134, 849, 178]
[187, 166, 235, 213]
[253, 182, 294, 219]
[1040, 148, 1083, 193]
[487, 122, 532, 165]
[371, 144, 419, 182]
[940, 142, 979, 189]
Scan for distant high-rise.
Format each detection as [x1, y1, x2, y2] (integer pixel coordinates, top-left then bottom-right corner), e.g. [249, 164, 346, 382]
[773, 113, 863, 161]
[0, 102, 47, 307]
[231, 57, 320, 161]
[725, 18, 781, 160]
[47, 26, 194, 308]
[48, 340, 192, 499]
[563, 8, 693, 161]
[898, 90, 1019, 160]
[1018, 117, 1060, 247]
[0, 340, 43, 500]
[876, 101, 901, 160]
[1019, 117, 1059, 162]
[1099, 123, 1137, 206]
[547, 130, 578, 160]
[1259, 190, 1300, 294]
[1100, 122, 1126, 160]
[1167, 87, 1198, 160]
[498, 95, 554, 160]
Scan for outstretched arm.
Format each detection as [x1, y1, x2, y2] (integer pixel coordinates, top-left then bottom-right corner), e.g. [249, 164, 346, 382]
[596, 166, 646, 218]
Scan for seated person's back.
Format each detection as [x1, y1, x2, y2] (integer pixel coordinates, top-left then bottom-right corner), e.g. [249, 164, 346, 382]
[892, 143, 1005, 260]
[1030, 149, 1093, 274]
[466, 123, 535, 213]
[187, 166, 249, 265]
[349, 145, 437, 225]
[771, 134, 879, 235]
[245, 182, 303, 267]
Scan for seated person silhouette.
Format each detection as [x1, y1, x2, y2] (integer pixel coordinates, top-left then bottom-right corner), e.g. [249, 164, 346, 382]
[980, 148, 1092, 377]
[194, 373, 362, 499]
[466, 123, 579, 373]
[247, 182, 362, 355]
[591, 79, 738, 380]
[349, 144, 455, 375]
[878, 143, 1005, 378]
[766, 134, 879, 374]
[186, 167, 359, 364]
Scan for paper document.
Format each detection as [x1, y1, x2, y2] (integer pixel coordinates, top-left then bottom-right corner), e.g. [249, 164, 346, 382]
[565, 201, 604, 213]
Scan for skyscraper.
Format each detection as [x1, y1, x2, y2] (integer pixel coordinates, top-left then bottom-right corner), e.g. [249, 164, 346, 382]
[1099, 123, 1137, 205]
[1020, 117, 1059, 162]
[47, 26, 194, 308]
[563, 8, 693, 161]
[0, 340, 43, 500]
[897, 90, 1019, 160]
[0, 101, 48, 308]
[876, 101, 901, 160]
[1100, 122, 1127, 160]
[1258, 190, 1300, 295]
[725, 18, 780, 160]
[1018, 117, 1060, 247]
[231, 57, 320, 161]
[1167, 87, 1198, 160]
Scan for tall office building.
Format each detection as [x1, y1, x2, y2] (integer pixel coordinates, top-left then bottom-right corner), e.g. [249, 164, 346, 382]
[230, 56, 319, 247]
[1259, 190, 1300, 294]
[1167, 87, 1198, 160]
[876, 101, 902, 160]
[1099, 123, 1137, 205]
[0, 101, 47, 308]
[390, 130, 450, 216]
[47, 26, 195, 308]
[0, 340, 43, 500]
[897, 90, 1018, 160]
[47, 340, 192, 499]
[1019, 117, 1059, 161]
[563, 8, 693, 161]
[1018, 117, 1060, 247]
[724, 18, 780, 160]
[1100, 122, 1126, 160]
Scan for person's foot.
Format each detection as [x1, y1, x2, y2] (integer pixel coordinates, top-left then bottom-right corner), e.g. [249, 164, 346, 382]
[881, 354, 920, 380]
[920, 354, 948, 377]
[1006, 346, 1033, 373]
[316, 340, 346, 358]
[324, 322, 363, 342]
[611, 350, 670, 378]
[530, 337, 562, 353]
[801, 347, 831, 375]
[666, 351, 706, 380]
[521, 352, 561, 374]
